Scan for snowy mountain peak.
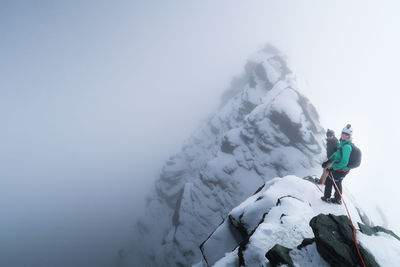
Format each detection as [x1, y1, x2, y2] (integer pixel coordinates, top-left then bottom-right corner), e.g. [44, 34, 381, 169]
[219, 44, 290, 108]
[246, 44, 291, 85]
[121, 45, 328, 267]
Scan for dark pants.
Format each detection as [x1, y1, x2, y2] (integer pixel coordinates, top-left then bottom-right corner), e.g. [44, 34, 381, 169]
[323, 170, 349, 200]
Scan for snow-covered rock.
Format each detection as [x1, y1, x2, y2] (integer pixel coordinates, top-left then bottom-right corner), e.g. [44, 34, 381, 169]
[197, 175, 400, 267]
[122, 45, 327, 267]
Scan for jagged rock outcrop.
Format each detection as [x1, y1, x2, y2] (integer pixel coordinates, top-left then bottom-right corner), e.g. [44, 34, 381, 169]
[358, 222, 400, 241]
[199, 175, 338, 266]
[123, 45, 327, 267]
[309, 214, 379, 267]
[265, 244, 294, 267]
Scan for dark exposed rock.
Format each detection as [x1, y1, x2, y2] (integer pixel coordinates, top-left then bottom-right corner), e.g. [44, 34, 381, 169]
[270, 54, 291, 76]
[254, 63, 268, 81]
[276, 195, 305, 206]
[303, 175, 321, 184]
[237, 212, 269, 266]
[297, 238, 315, 250]
[221, 138, 236, 154]
[358, 223, 400, 241]
[240, 100, 257, 115]
[256, 196, 263, 201]
[265, 244, 294, 267]
[280, 214, 287, 224]
[244, 57, 274, 90]
[297, 92, 320, 133]
[172, 187, 185, 227]
[310, 214, 379, 267]
[356, 207, 373, 228]
[269, 110, 302, 144]
[228, 214, 248, 238]
[252, 184, 265, 195]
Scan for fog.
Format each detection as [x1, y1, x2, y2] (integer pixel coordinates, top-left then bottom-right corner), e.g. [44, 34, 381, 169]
[1, 1, 400, 266]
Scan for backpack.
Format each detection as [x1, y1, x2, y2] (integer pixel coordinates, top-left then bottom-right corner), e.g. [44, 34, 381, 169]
[341, 143, 362, 169]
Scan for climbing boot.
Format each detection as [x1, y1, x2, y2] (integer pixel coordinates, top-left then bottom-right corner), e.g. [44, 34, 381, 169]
[321, 196, 331, 203]
[330, 198, 342, 205]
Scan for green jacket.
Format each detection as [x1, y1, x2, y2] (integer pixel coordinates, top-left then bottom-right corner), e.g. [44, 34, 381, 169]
[328, 139, 352, 171]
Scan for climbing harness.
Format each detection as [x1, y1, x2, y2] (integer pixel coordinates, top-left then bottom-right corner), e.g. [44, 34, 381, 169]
[329, 170, 366, 267]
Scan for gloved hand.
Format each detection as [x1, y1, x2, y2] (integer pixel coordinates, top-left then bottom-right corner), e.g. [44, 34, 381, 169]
[322, 161, 330, 168]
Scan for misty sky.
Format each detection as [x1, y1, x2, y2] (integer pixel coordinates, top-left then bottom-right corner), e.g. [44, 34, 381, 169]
[1, 1, 400, 266]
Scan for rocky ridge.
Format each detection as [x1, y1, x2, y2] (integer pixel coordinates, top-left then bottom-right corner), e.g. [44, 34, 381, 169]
[122, 45, 327, 267]
[196, 176, 400, 267]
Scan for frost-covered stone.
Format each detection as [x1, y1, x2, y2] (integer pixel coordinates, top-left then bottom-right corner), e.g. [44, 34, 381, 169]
[122, 45, 327, 267]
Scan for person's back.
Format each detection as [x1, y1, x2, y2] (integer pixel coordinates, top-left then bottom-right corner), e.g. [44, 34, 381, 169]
[326, 129, 338, 158]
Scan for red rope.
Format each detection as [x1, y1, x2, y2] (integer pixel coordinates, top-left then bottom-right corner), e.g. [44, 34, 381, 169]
[329, 170, 366, 267]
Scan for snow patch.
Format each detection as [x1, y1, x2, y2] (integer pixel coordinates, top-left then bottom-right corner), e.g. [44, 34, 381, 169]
[358, 232, 400, 266]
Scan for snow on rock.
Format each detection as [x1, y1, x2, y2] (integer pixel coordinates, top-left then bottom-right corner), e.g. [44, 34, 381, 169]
[197, 175, 400, 267]
[203, 175, 353, 267]
[122, 44, 327, 267]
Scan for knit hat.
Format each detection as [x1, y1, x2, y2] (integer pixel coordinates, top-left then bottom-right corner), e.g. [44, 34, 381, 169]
[342, 124, 353, 136]
[326, 129, 335, 137]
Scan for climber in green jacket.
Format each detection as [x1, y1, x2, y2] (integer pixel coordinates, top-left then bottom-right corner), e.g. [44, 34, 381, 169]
[321, 124, 353, 204]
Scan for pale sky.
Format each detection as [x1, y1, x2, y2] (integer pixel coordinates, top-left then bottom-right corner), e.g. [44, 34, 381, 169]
[1, 1, 400, 266]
